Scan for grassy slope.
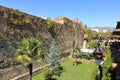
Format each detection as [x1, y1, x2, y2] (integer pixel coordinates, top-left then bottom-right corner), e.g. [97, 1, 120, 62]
[33, 59, 97, 80]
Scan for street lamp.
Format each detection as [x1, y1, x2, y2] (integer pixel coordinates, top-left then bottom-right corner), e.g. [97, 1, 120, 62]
[93, 47, 102, 61]
[93, 47, 103, 80]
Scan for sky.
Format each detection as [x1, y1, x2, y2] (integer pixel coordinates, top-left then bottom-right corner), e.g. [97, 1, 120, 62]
[0, 0, 120, 28]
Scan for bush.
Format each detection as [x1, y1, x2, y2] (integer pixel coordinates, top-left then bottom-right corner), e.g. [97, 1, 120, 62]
[73, 46, 81, 52]
[79, 53, 94, 60]
[89, 40, 98, 48]
[102, 46, 112, 80]
[44, 72, 53, 80]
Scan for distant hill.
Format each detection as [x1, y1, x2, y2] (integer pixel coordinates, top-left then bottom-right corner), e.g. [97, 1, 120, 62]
[90, 27, 115, 32]
[90, 27, 115, 30]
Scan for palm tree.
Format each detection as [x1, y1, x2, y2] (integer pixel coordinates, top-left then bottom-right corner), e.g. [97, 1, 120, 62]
[14, 38, 42, 80]
[73, 47, 80, 66]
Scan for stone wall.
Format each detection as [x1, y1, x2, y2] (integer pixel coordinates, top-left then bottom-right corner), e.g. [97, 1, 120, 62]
[0, 6, 84, 79]
[0, 54, 69, 80]
[0, 59, 47, 80]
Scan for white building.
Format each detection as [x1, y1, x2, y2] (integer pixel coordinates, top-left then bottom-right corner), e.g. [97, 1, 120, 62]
[90, 27, 113, 33]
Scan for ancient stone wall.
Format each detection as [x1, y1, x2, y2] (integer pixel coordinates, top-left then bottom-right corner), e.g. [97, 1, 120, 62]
[0, 6, 84, 79]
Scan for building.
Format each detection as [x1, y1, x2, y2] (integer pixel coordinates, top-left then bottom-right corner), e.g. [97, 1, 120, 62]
[112, 21, 120, 40]
[90, 27, 113, 33]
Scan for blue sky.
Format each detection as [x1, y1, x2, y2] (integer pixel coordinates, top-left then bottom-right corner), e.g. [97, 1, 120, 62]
[1, 0, 120, 28]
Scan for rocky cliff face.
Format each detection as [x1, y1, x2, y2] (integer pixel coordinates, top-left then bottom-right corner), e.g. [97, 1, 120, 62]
[0, 6, 84, 69]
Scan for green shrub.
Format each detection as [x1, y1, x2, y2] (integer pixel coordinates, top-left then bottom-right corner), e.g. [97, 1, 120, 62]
[47, 18, 53, 30]
[79, 53, 94, 60]
[102, 45, 112, 80]
[89, 40, 98, 48]
[73, 46, 81, 52]
[44, 72, 53, 80]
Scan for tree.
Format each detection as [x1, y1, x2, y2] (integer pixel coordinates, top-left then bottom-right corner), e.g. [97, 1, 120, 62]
[89, 40, 98, 48]
[84, 24, 88, 29]
[73, 46, 80, 66]
[82, 24, 92, 42]
[40, 51, 47, 64]
[102, 45, 112, 80]
[14, 38, 42, 80]
[79, 21, 84, 28]
[86, 28, 92, 42]
[48, 39, 61, 76]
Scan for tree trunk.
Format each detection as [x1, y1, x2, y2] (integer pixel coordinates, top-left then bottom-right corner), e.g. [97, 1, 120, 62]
[29, 63, 33, 80]
[75, 54, 78, 66]
[44, 58, 47, 64]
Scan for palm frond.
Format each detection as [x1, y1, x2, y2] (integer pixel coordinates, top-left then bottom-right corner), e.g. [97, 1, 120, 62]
[16, 54, 32, 64]
[14, 38, 42, 64]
